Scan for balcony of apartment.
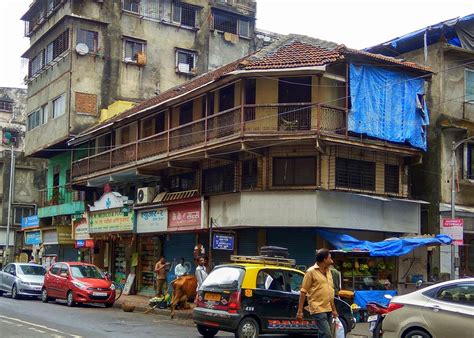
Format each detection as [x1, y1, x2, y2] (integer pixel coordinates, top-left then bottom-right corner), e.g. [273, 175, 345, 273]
[37, 184, 86, 218]
[22, 0, 68, 39]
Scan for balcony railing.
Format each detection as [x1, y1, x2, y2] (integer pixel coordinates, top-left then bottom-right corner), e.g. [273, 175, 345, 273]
[38, 185, 85, 208]
[72, 103, 347, 179]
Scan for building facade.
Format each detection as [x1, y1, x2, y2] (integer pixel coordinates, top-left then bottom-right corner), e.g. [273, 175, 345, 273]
[68, 35, 433, 294]
[367, 14, 474, 279]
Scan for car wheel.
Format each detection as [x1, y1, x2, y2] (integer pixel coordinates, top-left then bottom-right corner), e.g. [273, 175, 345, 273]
[404, 329, 431, 338]
[0, 289, 4, 296]
[197, 325, 219, 338]
[11, 284, 19, 299]
[41, 288, 49, 302]
[235, 317, 259, 338]
[66, 291, 75, 307]
[104, 302, 114, 308]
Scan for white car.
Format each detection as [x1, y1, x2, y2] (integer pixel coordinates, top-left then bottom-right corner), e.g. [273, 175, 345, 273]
[382, 278, 474, 338]
[0, 263, 46, 299]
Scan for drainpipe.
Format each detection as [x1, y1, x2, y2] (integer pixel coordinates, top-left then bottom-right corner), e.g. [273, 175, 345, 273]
[4, 145, 15, 263]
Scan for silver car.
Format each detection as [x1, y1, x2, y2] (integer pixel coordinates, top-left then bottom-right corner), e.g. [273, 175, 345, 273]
[0, 263, 46, 299]
[382, 278, 474, 338]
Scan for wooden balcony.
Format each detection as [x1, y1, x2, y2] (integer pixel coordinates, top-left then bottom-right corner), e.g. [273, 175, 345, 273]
[71, 103, 347, 180]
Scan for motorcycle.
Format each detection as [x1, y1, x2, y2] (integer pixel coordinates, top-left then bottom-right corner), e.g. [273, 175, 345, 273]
[367, 300, 389, 338]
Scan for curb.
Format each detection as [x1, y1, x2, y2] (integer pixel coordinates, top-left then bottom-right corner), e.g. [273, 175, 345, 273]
[113, 301, 194, 320]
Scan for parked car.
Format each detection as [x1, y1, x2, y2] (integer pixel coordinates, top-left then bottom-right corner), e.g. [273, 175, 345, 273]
[382, 278, 474, 338]
[0, 263, 46, 299]
[41, 262, 116, 307]
[193, 256, 355, 338]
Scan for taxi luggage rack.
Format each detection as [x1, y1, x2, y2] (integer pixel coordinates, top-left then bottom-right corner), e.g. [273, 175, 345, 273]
[230, 255, 296, 267]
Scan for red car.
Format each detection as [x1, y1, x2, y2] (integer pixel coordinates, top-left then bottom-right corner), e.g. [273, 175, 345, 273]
[41, 262, 116, 307]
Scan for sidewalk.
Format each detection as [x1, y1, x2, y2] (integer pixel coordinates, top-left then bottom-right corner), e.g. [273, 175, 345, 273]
[114, 294, 370, 337]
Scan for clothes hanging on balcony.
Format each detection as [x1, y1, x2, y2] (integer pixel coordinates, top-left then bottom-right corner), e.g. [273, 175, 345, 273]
[348, 63, 429, 150]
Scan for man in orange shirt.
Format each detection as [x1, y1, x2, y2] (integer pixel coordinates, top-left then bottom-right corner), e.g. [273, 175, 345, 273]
[154, 256, 169, 297]
[297, 248, 338, 338]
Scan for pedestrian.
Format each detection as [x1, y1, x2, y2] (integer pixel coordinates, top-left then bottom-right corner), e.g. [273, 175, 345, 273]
[29, 256, 36, 264]
[296, 248, 338, 338]
[174, 257, 187, 278]
[330, 265, 342, 297]
[195, 257, 208, 290]
[154, 256, 169, 297]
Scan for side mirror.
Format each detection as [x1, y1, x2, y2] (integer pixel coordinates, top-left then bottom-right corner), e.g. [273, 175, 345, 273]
[60, 272, 68, 278]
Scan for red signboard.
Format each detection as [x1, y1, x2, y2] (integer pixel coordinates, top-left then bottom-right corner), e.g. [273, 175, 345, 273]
[168, 202, 201, 231]
[441, 219, 464, 246]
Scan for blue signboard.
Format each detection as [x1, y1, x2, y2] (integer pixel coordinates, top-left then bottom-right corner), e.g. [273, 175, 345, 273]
[213, 234, 234, 251]
[21, 215, 39, 229]
[25, 230, 41, 245]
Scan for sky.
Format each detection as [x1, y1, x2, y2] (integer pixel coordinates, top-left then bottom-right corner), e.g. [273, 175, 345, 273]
[0, 0, 473, 88]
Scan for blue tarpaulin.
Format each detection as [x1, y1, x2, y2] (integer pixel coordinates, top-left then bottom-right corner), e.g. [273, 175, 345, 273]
[348, 64, 429, 150]
[318, 229, 452, 257]
[354, 290, 398, 309]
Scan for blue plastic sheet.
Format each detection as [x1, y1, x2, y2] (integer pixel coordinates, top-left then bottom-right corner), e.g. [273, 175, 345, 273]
[354, 290, 398, 309]
[318, 229, 452, 257]
[348, 64, 429, 150]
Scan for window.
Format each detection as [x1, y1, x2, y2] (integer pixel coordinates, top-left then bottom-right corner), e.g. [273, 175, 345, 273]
[13, 206, 35, 225]
[467, 144, 474, 180]
[435, 283, 474, 306]
[27, 105, 47, 130]
[242, 158, 257, 189]
[202, 164, 235, 194]
[77, 29, 98, 53]
[273, 157, 316, 186]
[219, 84, 235, 112]
[30, 51, 44, 76]
[179, 101, 194, 125]
[142, 117, 154, 138]
[256, 270, 288, 292]
[120, 125, 131, 144]
[212, 10, 250, 37]
[123, 0, 140, 13]
[385, 164, 400, 194]
[155, 112, 165, 133]
[31, 29, 69, 77]
[50, 264, 61, 275]
[244, 79, 256, 121]
[52, 94, 66, 118]
[335, 158, 376, 191]
[466, 69, 474, 102]
[0, 100, 13, 112]
[288, 271, 303, 293]
[47, 0, 62, 14]
[52, 29, 69, 59]
[170, 172, 195, 192]
[172, 2, 198, 27]
[45, 42, 54, 63]
[176, 49, 196, 74]
[124, 38, 145, 62]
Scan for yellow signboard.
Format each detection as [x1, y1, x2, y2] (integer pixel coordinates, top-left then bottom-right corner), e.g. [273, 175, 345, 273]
[89, 209, 134, 233]
[57, 226, 74, 244]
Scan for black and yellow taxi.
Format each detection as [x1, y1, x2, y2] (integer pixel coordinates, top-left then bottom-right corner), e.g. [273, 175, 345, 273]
[193, 253, 355, 338]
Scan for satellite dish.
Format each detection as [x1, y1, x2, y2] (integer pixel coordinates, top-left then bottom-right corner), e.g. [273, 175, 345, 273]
[263, 36, 271, 43]
[75, 43, 89, 56]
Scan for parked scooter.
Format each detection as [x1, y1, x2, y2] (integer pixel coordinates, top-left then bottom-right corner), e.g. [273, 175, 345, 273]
[367, 299, 390, 338]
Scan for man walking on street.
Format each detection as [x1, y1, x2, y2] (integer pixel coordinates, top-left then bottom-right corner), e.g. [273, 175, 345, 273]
[155, 256, 169, 297]
[296, 248, 338, 338]
[195, 257, 208, 290]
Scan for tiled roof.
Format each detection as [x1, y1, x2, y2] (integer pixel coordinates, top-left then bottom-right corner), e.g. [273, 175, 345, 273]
[70, 35, 432, 143]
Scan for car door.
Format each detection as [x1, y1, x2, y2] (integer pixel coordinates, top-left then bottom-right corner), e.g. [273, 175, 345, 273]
[47, 264, 62, 297]
[421, 282, 474, 338]
[56, 264, 70, 299]
[0, 264, 13, 291]
[3, 264, 15, 291]
[253, 268, 292, 332]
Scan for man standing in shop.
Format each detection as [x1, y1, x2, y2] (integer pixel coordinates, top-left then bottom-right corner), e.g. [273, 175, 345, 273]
[195, 257, 208, 290]
[155, 256, 169, 297]
[296, 248, 338, 338]
[174, 257, 188, 278]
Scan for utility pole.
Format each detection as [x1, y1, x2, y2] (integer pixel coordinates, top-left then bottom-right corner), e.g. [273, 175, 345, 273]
[450, 136, 474, 280]
[4, 144, 15, 264]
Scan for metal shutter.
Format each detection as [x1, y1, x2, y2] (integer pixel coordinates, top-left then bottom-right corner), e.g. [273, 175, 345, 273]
[238, 229, 258, 256]
[163, 232, 196, 273]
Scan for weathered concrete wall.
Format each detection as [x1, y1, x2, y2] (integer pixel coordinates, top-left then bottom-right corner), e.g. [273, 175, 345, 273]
[0, 88, 27, 124]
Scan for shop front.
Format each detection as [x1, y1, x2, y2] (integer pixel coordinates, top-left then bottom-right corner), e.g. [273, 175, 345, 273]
[136, 207, 167, 295]
[17, 215, 40, 263]
[40, 226, 75, 268]
[73, 214, 93, 263]
[88, 191, 134, 284]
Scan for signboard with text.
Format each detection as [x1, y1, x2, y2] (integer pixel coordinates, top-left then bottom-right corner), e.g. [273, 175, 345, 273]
[75, 239, 94, 249]
[213, 234, 234, 251]
[25, 230, 41, 245]
[137, 208, 167, 233]
[89, 209, 134, 233]
[168, 202, 201, 231]
[21, 215, 39, 230]
[73, 216, 91, 240]
[441, 218, 464, 246]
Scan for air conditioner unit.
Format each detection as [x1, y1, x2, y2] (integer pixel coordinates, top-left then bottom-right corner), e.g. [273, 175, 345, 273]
[137, 187, 155, 204]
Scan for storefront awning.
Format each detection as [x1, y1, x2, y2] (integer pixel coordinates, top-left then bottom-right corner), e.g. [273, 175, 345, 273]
[318, 229, 452, 257]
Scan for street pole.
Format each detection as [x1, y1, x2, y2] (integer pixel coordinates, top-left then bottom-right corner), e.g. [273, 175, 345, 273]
[4, 144, 15, 264]
[208, 217, 213, 268]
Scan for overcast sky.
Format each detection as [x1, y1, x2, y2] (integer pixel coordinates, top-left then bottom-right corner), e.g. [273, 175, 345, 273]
[0, 0, 473, 88]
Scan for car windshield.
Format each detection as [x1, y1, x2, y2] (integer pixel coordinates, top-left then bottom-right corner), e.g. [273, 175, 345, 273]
[19, 265, 46, 276]
[70, 265, 104, 279]
[201, 266, 245, 290]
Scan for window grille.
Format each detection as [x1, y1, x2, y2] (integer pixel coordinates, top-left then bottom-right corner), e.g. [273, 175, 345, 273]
[213, 10, 250, 37]
[0, 100, 13, 112]
[335, 157, 376, 191]
[172, 2, 197, 27]
[14, 207, 35, 225]
[124, 38, 145, 62]
[77, 29, 98, 53]
[176, 50, 196, 74]
[202, 164, 235, 194]
[242, 159, 257, 189]
[123, 0, 140, 13]
[273, 157, 316, 186]
[467, 144, 474, 180]
[384, 164, 400, 194]
[53, 29, 69, 59]
[466, 69, 474, 102]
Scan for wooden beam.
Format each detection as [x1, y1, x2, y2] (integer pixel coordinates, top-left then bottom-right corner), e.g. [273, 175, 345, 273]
[167, 161, 197, 170]
[204, 151, 238, 161]
[136, 168, 162, 176]
[315, 138, 326, 154]
[241, 143, 264, 157]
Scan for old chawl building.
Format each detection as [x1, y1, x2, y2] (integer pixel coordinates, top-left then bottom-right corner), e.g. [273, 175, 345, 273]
[67, 34, 433, 295]
[0, 87, 46, 266]
[21, 0, 259, 263]
[367, 14, 474, 279]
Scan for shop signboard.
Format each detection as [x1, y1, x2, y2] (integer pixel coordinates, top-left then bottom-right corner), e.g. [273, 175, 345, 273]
[57, 226, 74, 244]
[90, 192, 128, 211]
[25, 230, 41, 245]
[441, 218, 464, 246]
[137, 208, 167, 233]
[73, 216, 91, 240]
[89, 209, 134, 233]
[75, 239, 94, 248]
[168, 202, 201, 231]
[21, 215, 39, 230]
[213, 233, 234, 251]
